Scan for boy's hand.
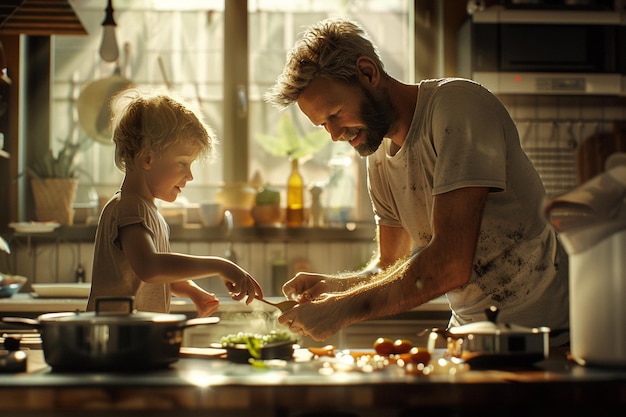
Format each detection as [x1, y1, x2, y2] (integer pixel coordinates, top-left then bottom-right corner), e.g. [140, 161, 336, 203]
[194, 293, 220, 317]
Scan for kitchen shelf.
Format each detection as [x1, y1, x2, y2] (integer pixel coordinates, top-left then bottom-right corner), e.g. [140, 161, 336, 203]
[1, 222, 378, 244]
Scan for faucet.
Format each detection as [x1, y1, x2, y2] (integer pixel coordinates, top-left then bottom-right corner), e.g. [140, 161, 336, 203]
[223, 210, 237, 263]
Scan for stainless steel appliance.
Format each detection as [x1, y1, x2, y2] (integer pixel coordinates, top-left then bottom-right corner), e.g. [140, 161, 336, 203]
[457, 6, 626, 95]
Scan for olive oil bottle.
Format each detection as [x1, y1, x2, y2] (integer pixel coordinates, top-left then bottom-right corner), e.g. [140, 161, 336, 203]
[286, 158, 304, 227]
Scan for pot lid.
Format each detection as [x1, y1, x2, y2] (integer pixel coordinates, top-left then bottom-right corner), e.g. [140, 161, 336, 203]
[447, 306, 550, 336]
[448, 321, 547, 336]
[38, 297, 188, 324]
[38, 310, 188, 325]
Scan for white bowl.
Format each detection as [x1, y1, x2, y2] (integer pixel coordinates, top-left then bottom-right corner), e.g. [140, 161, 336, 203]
[199, 202, 224, 227]
[9, 222, 61, 233]
[31, 283, 91, 298]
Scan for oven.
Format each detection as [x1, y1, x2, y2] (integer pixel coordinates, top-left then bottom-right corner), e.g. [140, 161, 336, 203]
[457, 4, 626, 95]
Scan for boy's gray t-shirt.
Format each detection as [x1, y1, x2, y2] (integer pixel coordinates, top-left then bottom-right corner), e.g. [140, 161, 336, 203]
[87, 191, 171, 313]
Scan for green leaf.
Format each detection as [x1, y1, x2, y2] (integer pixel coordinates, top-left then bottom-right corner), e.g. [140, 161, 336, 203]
[25, 140, 82, 179]
[255, 114, 328, 159]
[244, 336, 262, 359]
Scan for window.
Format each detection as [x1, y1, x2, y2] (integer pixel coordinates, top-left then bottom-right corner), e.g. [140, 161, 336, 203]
[52, 0, 414, 224]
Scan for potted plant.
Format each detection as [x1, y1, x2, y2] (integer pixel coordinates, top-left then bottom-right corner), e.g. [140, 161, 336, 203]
[24, 140, 82, 226]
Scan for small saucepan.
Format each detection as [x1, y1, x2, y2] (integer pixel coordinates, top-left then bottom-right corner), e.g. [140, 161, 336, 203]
[2, 297, 219, 372]
[428, 306, 550, 369]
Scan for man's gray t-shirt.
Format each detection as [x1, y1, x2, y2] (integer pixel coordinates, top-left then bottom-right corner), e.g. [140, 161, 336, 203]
[367, 78, 569, 345]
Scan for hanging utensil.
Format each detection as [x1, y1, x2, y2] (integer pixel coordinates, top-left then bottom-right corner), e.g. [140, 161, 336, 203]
[0, 236, 10, 254]
[0, 41, 10, 87]
[76, 42, 132, 144]
[157, 56, 173, 91]
[0, 41, 12, 159]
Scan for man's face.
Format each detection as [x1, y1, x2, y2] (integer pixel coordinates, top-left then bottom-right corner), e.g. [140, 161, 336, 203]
[353, 86, 393, 156]
[297, 77, 393, 157]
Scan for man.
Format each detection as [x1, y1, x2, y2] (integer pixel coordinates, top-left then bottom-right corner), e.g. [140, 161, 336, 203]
[264, 18, 569, 346]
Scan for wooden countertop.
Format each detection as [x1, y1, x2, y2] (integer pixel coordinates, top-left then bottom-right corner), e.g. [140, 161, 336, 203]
[0, 347, 624, 415]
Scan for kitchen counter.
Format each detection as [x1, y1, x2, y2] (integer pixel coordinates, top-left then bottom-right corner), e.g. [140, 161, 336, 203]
[1, 294, 452, 349]
[0, 347, 624, 416]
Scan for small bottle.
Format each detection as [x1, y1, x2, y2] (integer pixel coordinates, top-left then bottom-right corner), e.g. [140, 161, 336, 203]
[75, 264, 85, 283]
[271, 252, 288, 296]
[308, 184, 324, 227]
[286, 157, 304, 227]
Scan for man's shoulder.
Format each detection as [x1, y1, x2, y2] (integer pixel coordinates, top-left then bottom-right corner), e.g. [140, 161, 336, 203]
[421, 78, 494, 110]
[421, 77, 483, 93]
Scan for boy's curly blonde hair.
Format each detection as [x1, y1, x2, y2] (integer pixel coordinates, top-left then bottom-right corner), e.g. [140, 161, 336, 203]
[110, 88, 216, 172]
[264, 18, 385, 110]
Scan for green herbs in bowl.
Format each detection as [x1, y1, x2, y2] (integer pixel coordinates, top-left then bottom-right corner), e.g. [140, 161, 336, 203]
[220, 330, 297, 363]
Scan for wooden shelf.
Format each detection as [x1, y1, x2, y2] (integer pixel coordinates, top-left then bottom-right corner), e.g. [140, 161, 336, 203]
[2, 222, 378, 244]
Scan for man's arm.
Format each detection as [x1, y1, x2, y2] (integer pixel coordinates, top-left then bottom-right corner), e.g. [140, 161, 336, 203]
[347, 186, 490, 319]
[278, 187, 489, 341]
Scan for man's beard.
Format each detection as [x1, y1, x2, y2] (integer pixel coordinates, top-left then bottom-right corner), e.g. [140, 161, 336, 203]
[353, 88, 394, 157]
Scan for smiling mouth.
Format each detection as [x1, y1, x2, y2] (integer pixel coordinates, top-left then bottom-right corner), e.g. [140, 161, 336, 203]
[345, 129, 362, 146]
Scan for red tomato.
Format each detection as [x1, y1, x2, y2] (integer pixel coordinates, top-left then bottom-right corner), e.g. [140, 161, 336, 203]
[393, 339, 413, 354]
[407, 347, 431, 365]
[373, 337, 395, 355]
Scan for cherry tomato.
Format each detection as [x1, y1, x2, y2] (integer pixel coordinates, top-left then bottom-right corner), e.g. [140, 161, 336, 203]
[392, 339, 413, 354]
[407, 346, 431, 365]
[373, 337, 395, 355]
[308, 345, 335, 357]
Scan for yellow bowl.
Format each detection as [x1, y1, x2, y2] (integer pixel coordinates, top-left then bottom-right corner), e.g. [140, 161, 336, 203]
[251, 204, 283, 226]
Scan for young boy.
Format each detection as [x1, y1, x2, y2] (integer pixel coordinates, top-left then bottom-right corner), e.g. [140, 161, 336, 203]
[86, 88, 263, 316]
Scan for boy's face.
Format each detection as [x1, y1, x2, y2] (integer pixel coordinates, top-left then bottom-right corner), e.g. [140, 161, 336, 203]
[144, 141, 200, 203]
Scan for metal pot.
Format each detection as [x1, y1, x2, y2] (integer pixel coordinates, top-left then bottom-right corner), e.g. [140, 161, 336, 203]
[429, 307, 550, 369]
[2, 297, 219, 372]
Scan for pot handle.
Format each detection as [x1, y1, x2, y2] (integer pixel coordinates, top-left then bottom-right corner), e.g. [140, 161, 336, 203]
[1, 316, 40, 328]
[95, 296, 135, 315]
[182, 316, 220, 329]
